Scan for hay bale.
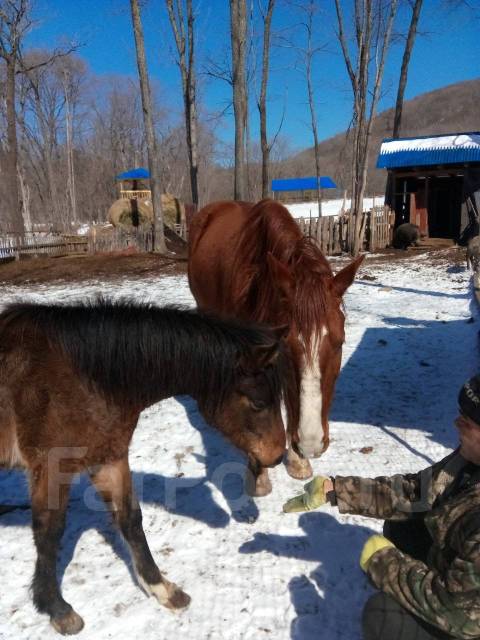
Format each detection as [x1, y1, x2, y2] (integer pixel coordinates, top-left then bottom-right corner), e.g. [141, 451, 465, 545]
[108, 193, 185, 230]
[161, 193, 186, 228]
[108, 198, 153, 229]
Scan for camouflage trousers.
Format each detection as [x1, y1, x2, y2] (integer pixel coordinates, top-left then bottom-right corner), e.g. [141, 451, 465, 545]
[362, 519, 457, 640]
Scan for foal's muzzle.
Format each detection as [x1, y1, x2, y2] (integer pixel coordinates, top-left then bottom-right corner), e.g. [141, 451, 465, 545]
[267, 453, 285, 468]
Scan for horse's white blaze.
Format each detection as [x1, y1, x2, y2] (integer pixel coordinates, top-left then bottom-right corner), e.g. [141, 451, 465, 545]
[297, 326, 328, 458]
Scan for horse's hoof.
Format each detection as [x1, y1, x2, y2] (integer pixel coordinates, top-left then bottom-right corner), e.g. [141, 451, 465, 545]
[146, 578, 191, 611]
[286, 456, 313, 480]
[164, 585, 191, 611]
[252, 476, 273, 497]
[50, 610, 84, 635]
[245, 469, 272, 497]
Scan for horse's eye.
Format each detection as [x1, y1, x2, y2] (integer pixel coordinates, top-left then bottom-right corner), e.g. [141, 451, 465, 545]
[250, 399, 267, 412]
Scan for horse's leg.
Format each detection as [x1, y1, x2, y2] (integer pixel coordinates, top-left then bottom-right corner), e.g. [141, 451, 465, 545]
[245, 464, 273, 497]
[30, 465, 84, 635]
[90, 458, 190, 611]
[285, 445, 313, 480]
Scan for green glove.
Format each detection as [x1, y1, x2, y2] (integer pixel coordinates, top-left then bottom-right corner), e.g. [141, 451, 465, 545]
[360, 534, 395, 572]
[282, 475, 331, 513]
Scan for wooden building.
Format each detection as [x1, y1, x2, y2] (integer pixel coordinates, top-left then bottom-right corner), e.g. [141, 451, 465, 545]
[377, 132, 480, 243]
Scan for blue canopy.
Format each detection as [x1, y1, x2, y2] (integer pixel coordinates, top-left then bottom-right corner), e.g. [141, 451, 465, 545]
[115, 167, 150, 180]
[271, 176, 337, 191]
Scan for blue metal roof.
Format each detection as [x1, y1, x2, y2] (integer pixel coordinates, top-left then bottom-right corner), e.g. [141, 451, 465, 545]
[271, 176, 337, 191]
[115, 167, 150, 180]
[377, 132, 480, 169]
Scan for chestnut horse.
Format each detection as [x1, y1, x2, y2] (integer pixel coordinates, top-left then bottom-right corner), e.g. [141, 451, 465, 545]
[188, 199, 363, 495]
[0, 300, 289, 634]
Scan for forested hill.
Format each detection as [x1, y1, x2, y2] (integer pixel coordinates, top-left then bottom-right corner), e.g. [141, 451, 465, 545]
[280, 78, 480, 195]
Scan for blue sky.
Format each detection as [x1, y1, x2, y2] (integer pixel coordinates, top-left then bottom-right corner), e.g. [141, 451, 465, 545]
[26, 0, 479, 154]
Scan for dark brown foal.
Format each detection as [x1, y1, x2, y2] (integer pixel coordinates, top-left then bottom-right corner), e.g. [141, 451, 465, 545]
[0, 301, 290, 633]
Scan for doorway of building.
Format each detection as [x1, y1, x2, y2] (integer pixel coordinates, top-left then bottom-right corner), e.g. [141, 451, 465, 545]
[428, 177, 463, 238]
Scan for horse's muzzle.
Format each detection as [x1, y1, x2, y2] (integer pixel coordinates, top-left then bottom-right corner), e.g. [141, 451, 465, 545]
[297, 443, 326, 459]
[267, 453, 285, 468]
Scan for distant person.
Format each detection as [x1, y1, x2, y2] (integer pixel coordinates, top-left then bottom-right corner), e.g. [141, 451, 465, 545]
[283, 375, 480, 640]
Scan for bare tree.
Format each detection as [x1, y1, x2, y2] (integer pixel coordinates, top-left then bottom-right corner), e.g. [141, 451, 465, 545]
[130, 0, 167, 253]
[334, 0, 398, 256]
[0, 1, 77, 232]
[393, 0, 423, 138]
[230, 0, 248, 200]
[0, 0, 29, 232]
[292, 0, 325, 219]
[57, 56, 86, 224]
[22, 53, 64, 226]
[257, 0, 275, 199]
[165, 0, 199, 207]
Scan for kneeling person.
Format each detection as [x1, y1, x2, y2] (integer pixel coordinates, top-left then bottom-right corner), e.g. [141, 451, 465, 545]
[283, 376, 480, 640]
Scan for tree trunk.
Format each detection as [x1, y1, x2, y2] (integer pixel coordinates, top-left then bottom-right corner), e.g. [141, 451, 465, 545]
[18, 162, 32, 232]
[393, 0, 423, 138]
[4, 55, 24, 233]
[335, 0, 397, 256]
[130, 0, 167, 253]
[186, 0, 199, 207]
[165, 0, 199, 207]
[63, 72, 78, 223]
[230, 0, 248, 200]
[32, 89, 61, 227]
[259, 0, 275, 199]
[303, 0, 322, 222]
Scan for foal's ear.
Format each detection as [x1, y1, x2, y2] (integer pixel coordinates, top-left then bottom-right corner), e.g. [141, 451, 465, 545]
[251, 342, 281, 369]
[266, 253, 295, 304]
[331, 254, 365, 298]
[272, 324, 289, 341]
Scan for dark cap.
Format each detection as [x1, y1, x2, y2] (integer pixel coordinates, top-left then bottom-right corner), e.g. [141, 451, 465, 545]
[458, 376, 480, 426]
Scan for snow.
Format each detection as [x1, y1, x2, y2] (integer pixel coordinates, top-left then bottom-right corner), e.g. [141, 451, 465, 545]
[380, 132, 480, 154]
[286, 196, 384, 219]
[0, 249, 477, 640]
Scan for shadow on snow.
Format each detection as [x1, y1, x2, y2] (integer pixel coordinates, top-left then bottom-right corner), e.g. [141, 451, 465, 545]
[331, 302, 478, 456]
[239, 511, 376, 640]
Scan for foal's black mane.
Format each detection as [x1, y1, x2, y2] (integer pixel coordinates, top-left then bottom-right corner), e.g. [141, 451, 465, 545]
[2, 299, 288, 414]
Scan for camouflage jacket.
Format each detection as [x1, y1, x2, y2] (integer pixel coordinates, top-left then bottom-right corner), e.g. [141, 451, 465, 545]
[335, 449, 480, 639]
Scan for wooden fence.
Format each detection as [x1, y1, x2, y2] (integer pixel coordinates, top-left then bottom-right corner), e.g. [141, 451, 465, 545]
[0, 208, 393, 261]
[296, 206, 394, 255]
[0, 232, 87, 260]
[87, 226, 155, 253]
[0, 226, 174, 260]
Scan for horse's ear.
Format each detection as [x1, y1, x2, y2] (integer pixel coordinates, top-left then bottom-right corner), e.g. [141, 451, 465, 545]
[331, 254, 364, 298]
[251, 342, 281, 369]
[272, 324, 289, 341]
[266, 253, 295, 304]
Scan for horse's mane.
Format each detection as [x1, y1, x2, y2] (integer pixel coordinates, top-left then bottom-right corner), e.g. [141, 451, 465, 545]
[231, 199, 333, 352]
[0, 300, 288, 415]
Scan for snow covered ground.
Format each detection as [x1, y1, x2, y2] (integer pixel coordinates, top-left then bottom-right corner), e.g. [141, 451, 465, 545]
[0, 249, 477, 640]
[286, 196, 385, 219]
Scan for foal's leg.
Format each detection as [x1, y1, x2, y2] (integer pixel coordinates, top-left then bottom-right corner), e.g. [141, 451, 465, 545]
[90, 458, 190, 610]
[245, 465, 273, 497]
[30, 466, 84, 635]
[285, 445, 313, 480]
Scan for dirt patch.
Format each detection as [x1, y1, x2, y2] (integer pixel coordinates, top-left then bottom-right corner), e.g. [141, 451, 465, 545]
[0, 252, 188, 286]
[330, 245, 467, 270]
[363, 245, 466, 267]
[0, 244, 467, 286]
